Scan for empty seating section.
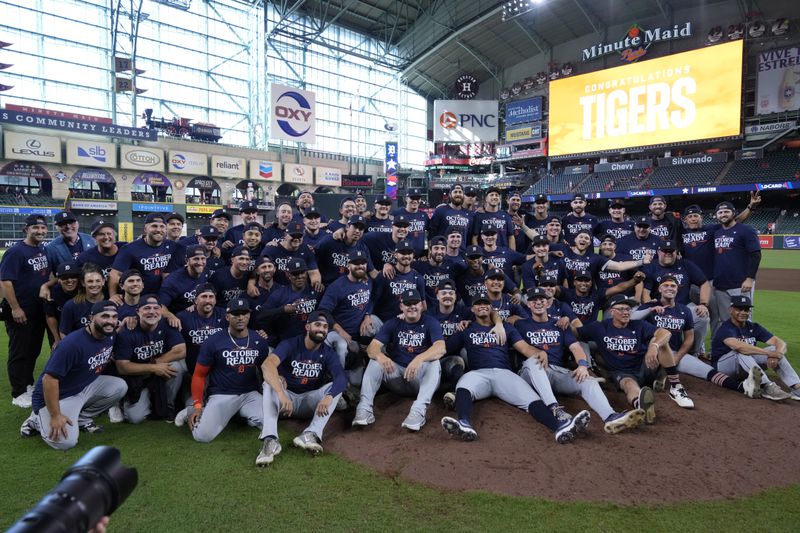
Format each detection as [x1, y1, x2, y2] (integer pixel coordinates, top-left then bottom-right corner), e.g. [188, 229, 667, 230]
[777, 211, 800, 233]
[646, 163, 726, 188]
[722, 150, 800, 184]
[577, 170, 647, 192]
[24, 195, 58, 206]
[524, 170, 586, 195]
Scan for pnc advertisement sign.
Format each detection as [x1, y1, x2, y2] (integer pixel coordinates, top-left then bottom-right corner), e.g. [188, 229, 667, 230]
[549, 40, 743, 157]
[270, 83, 316, 144]
[433, 100, 498, 142]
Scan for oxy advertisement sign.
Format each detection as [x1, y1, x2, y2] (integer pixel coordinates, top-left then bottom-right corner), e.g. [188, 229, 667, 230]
[249, 160, 282, 182]
[66, 139, 117, 168]
[120, 145, 163, 171]
[433, 100, 498, 142]
[505, 97, 542, 125]
[168, 150, 207, 175]
[210, 155, 246, 179]
[316, 166, 342, 187]
[756, 46, 800, 115]
[3, 131, 61, 163]
[549, 40, 743, 157]
[270, 83, 316, 144]
[284, 163, 313, 185]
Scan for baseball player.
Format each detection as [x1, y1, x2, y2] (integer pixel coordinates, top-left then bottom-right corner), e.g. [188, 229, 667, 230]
[158, 244, 210, 317]
[615, 217, 661, 261]
[428, 183, 473, 245]
[365, 195, 394, 233]
[517, 288, 645, 434]
[259, 258, 322, 345]
[646, 195, 682, 242]
[260, 221, 321, 289]
[300, 207, 327, 249]
[440, 292, 591, 443]
[711, 295, 800, 401]
[520, 235, 568, 290]
[109, 212, 177, 296]
[483, 268, 530, 323]
[471, 187, 515, 250]
[412, 235, 465, 307]
[176, 283, 226, 374]
[115, 269, 144, 321]
[455, 246, 518, 306]
[362, 214, 410, 271]
[245, 256, 278, 314]
[353, 289, 444, 431]
[560, 193, 599, 245]
[371, 240, 427, 323]
[59, 264, 107, 336]
[221, 200, 261, 248]
[75, 220, 122, 280]
[478, 222, 527, 279]
[179, 299, 269, 442]
[560, 230, 646, 287]
[256, 311, 347, 466]
[208, 245, 251, 308]
[596, 199, 634, 240]
[316, 215, 378, 285]
[44, 261, 80, 349]
[19, 301, 128, 449]
[326, 197, 358, 234]
[391, 188, 429, 254]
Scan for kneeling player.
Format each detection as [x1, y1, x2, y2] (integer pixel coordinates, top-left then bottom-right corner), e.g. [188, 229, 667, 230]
[441, 293, 590, 443]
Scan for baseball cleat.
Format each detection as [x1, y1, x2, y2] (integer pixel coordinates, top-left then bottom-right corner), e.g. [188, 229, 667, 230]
[761, 382, 791, 401]
[550, 404, 573, 425]
[441, 416, 477, 441]
[108, 406, 124, 423]
[174, 407, 189, 427]
[639, 387, 656, 424]
[401, 411, 426, 432]
[743, 366, 763, 399]
[293, 431, 323, 454]
[256, 437, 282, 466]
[335, 396, 348, 411]
[351, 408, 375, 427]
[19, 412, 40, 438]
[555, 410, 590, 443]
[79, 421, 105, 434]
[669, 384, 694, 409]
[11, 391, 32, 409]
[443, 392, 456, 411]
[790, 388, 800, 401]
[603, 409, 645, 434]
[652, 368, 667, 392]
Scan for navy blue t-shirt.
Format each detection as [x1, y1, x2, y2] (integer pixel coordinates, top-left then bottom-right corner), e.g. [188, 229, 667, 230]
[641, 258, 706, 304]
[429, 205, 472, 245]
[159, 268, 209, 312]
[246, 283, 279, 316]
[427, 304, 471, 339]
[31, 328, 114, 413]
[208, 267, 249, 308]
[515, 317, 578, 367]
[616, 234, 661, 261]
[176, 307, 226, 372]
[375, 315, 444, 367]
[372, 269, 426, 322]
[560, 287, 608, 324]
[44, 284, 76, 320]
[682, 224, 719, 280]
[596, 253, 634, 289]
[547, 300, 577, 322]
[488, 293, 530, 322]
[315, 234, 375, 285]
[483, 246, 526, 279]
[648, 217, 674, 241]
[561, 213, 599, 245]
[261, 243, 318, 285]
[712, 223, 761, 291]
[366, 217, 393, 233]
[446, 322, 522, 371]
[112, 238, 175, 293]
[579, 319, 657, 372]
[301, 230, 327, 250]
[520, 257, 567, 290]
[197, 329, 270, 395]
[455, 270, 516, 306]
[0, 240, 50, 308]
[711, 319, 773, 362]
[59, 299, 94, 335]
[472, 211, 515, 248]
[273, 335, 346, 396]
[115, 318, 184, 363]
[318, 275, 373, 337]
[597, 219, 634, 240]
[363, 232, 399, 270]
[640, 302, 694, 352]
[413, 260, 464, 307]
[263, 284, 322, 342]
[560, 249, 609, 284]
[76, 242, 125, 279]
[391, 208, 428, 253]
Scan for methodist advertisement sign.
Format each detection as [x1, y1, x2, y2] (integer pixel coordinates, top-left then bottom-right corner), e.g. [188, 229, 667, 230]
[548, 40, 743, 157]
[270, 83, 316, 144]
[3, 131, 61, 163]
[433, 100, 498, 142]
[756, 46, 800, 115]
[504, 97, 542, 125]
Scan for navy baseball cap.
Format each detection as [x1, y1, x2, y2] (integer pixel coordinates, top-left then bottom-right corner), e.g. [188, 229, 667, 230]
[348, 250, 368, 263]
[573, 193, 586, 201]
[243, 222, 262, 233]
[166, 212, 185, 223]
[609, 199, 625, 208]
[445, 226, 462, 236]
[231, 245, 251, 258]
[144, 213, 166, 224]
[194, 283, 216, 298]
[348, 215, 367, 228]
[239, 200, 258, 212]
[485, 186, 502, 196]
[659, 240, 678, 252]
[450, 183, 464, 192]
[56, 261, 80, 278]
[599, 233, 616, 243]
[226, 298, 251, 313]
[716, 201, 735, 213]
[683, 205, 703, 216]
[472, 291, 492, 305]
[24, 214, 47, 227]
[199, 225, 219, 238]
[634, 216, 651, 227]
[307, 310, 332, 326]
[285, 221, 305, 237]
[303, 206, 321, 219]
[429, 236, 447, 247]
[659, 274, 679, 285]
[437, 278, 456, 291]
[537, 274, 558, 286]
[545, 216, 561, 224]
[90, 220, 115, 236]
[375, 195, 392, 205]
[392, 214, 410, 227]
[136, 294, 160, 309]
[185, 244, 205, 259]
[527, 287, 548, 299]
[401, 289, 422, 305]
[464, 186, 478, 197]
[211, 208, 232, 220]
[730, 295, 754, 308]
[89, 300, 117, 315]
[534, 194, 548, 204]
[484, 268, 505, 280]
[287, 258, 308, 273]
[507, 191, 521, 200]
[574, 269, 592, 281]
[480, 222, 498, 235]
[395, 240, 414, 253]
[406, 188, 423, 198]
[606, 294, 638, 309]
[119, 269, 143, 284]
[339, 197, 355, 207]
[531, 235, 549, 246]
[465, 245, 484, 258]
[54, 211, 76, 225]
[650, 195, 667, 205]
[257, 255, 275, 266]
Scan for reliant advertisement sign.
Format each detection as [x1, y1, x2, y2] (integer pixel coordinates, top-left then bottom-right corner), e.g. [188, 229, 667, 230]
[210, 155, 246, 179]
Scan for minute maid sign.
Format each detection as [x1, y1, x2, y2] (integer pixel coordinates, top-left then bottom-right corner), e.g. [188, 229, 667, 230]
[582, 22, 692, 62]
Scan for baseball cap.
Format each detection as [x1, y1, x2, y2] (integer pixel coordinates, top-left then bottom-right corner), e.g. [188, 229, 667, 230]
[526, 287, 548, 299]
[211, 208, 232, 220]
[392, 214, 410, 227]
[507, 191, 521, 200]
[395, 240, 414, 253]
[257, 255, 275, 266]
[730, 295, 753, 308]
[401, 289, 422, 305]
[230, 245, 251, 258]
[24, 214, 47, 227]
[484, 268, 505, 280]
[348, 250, 368, 263]
[464, 186, 478, 197]
[226, 298, 251, 314]
[445, 226, 462, 236]
[166, 212, 185, 224]
[239, 200, 258, 212]
[243, 222, 262, 233]
[287, 258, 308, 273]
[485, 186, 502, 196]
[339, 197, 355, 207]
[649, 195, 667, 205]
[194, 283, 216, 298]
[659, 240, 678, 252]
[534, 193, 548, 204]
[449, 183, 464, 192]
[659, 274, 679, 285]
[347, 215, 367, 228]
[683, 205, 702, 216]
[472, 291, 492, 305]
[285, 221, 304, 237]
[429, 236, 447, 247]
[606, 294, 638, 309]
[406, 188, 423, 198]
[119, 269, 143, 284]
[185, 244, 206, 259]
[54, 211, 77, 225]
[537, 274, 558, 286]
[56, 261, 80, 278]
[136, 294, 160, 309]
[144, 213, 166, 225]
[90, 220, 115, 236]
[599, 233, 616, 243]
[306, 310, 332, 326]
[303, 206, 321, 218]
[465, 245, 484, 258]
[531, 235, 549, 246]
[634, 216, 651, 227]
[545, 216, 561, 225]
[199, 225, 219, 238]
[375, 195, 392, 205]
[715, 201, 735, 213]
[437, 278, 457, 291]
[480, 222, 498, 235]
[608, 199, 625, 208]
[573, 193, 586, 201]
[89, 300, 117, 315]
[574, 269, 592, 281]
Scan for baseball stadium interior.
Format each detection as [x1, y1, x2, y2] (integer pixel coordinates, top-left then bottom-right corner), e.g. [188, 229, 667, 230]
[2, 0, 800, 529]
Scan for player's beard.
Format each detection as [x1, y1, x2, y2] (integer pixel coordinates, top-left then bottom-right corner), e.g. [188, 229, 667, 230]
[308, 330, 326, 343]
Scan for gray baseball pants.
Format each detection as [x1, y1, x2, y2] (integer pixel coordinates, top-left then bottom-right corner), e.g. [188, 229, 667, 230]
[190, 391, 263, 443]
[260, 382, 341, 440]
[457, 368, 539, 410]
[715, 346, 800, 388]
[356, 359, 441, 417]
[123, 360, 187, 424]
[521, 361, 615, 421]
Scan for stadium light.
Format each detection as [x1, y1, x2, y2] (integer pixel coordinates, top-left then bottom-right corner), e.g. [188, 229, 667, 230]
[502, 0, 542, 22]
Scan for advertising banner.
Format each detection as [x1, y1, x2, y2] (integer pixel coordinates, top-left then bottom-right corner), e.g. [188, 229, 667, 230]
[595, 158, 652, 172]
[316, 166, 342, 187]
[0, 160, 51, 179]
[657, 152, 728, 166]
[784, 235, 800, 249]
[132, 202, 173, 212]
[186, 204, 219, 215]
[433, 100, 498, 142]
[70, 200, 118, 211]
[744, 121, 797, 137]
[284, 163, 313, 185]
[734, 148, 764, 160]
[3, 131, 61, 163]
[549, 40, 743, 156]
[0, 109, 156, 140]
[210, 155, 246, 179]
[71, 168, 115, 183]
[759, 235, 774, 249]
[168, 150, 207, 175]
[385, 142, 398, 200]
[565, 165, 590, 174]
[249, 160, 282, 182]
[756, 46, 800, 115]
[270, 83, 316, 144]
[504, 97, 543, 125]
[505, 123, 542, 143]
[66, 139, 117, 168]
[120, 145, 163, 171]
[342, 174, 373, 188]
[133, 172, 171, 188]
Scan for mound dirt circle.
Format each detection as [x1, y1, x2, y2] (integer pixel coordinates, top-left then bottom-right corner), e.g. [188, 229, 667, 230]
[291, 378, 800, 505]
[757, 269, 800, 292]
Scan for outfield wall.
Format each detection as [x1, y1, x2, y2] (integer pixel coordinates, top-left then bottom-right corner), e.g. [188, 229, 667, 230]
[758, 235, 800, 249]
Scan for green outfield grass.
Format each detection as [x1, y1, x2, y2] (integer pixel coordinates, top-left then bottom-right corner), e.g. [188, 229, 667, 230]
[1, 290, 799, 531]
[760, 250, 800, 270]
